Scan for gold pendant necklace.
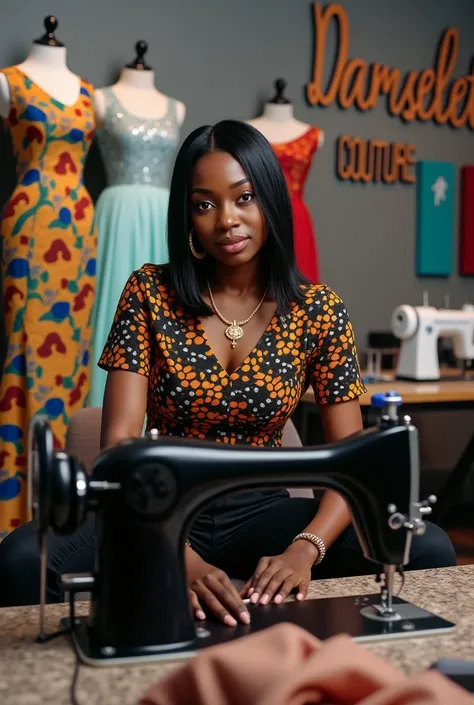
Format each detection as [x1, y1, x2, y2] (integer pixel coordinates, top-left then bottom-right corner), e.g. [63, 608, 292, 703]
[206, 280, 269, 349]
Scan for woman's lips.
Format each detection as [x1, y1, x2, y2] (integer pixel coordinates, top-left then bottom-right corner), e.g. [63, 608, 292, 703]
[218, 236, 249, 254]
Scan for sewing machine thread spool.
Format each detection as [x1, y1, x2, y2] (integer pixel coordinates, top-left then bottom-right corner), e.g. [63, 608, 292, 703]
[371, 391, 403, 426]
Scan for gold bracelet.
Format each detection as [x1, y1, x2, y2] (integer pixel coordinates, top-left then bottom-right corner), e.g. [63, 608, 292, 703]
[292, 532, 326, 565]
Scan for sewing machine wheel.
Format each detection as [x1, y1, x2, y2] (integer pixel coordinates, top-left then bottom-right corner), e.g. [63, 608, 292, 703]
[60, 593, 455, 666]
[28, 415, 88, 535]
[29, 416, 54, 534]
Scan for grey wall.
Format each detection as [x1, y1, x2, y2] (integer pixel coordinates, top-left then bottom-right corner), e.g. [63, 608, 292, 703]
[1, 0, 474, 346]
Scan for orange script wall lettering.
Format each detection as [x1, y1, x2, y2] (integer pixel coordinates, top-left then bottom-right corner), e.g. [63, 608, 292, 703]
[306, 3, 474, 129]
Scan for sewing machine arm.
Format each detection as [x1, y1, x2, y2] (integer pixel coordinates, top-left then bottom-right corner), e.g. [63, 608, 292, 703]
[91, 424, 418, 568]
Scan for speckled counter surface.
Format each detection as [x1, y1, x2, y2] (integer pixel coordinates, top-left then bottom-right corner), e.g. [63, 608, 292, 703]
[1, 565, 473, 705]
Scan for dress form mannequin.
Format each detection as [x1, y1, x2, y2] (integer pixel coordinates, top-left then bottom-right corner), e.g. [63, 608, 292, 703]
[89, 41, 185, 408]
[93, 41, 185, 127]
[0, 16, 81, 117]
[0, 16, 96, 539]
[248, 79, 324, 146]
[248, 79, 322, 284]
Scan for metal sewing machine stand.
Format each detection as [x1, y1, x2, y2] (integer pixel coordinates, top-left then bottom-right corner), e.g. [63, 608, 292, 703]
[29, 392, 455, 667]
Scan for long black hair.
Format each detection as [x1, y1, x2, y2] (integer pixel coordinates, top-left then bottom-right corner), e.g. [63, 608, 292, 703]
[167, 119, 307, 316]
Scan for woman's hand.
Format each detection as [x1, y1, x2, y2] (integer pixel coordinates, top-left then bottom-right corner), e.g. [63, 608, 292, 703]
[187, 554, 250, 627]
[241, 542, 316, 605]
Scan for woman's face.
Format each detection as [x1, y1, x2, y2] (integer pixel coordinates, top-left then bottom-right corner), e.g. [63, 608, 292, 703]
[189, 151, 267, 267]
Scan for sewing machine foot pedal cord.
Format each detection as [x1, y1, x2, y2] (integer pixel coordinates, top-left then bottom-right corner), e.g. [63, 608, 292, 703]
[58, 592, 454, 667]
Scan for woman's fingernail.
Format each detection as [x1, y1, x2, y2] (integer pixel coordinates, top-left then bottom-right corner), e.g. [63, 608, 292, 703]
[250, 593, 259, 604]
[248, 587, 254, 596]
[296, 592, 304, 601]
[240, 611, 251, 625]
[274, 594, 283, 604]
[224, 615, 237, 627]
[260, 594, 270, 605]
[196, 610, 206, 620]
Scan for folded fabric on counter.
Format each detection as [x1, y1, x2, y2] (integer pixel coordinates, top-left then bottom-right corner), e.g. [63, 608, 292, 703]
[140, 623, 473, 705]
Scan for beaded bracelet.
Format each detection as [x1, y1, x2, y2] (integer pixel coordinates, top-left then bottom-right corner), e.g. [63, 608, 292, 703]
[291, 532, 326, 565]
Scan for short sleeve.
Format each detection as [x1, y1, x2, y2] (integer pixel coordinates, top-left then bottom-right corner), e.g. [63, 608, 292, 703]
[98, 270, 152, 377]
[309, 288, 367, 404]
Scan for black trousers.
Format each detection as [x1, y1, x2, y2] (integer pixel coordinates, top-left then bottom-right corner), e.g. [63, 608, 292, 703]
[0, 490, 457, 607]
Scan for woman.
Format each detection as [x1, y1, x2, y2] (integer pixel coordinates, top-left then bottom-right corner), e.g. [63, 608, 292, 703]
[0, 121, 456, 616]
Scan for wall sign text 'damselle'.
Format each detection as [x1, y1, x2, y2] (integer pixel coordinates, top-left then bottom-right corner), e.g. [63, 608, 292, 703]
[306, 3, 474, 183]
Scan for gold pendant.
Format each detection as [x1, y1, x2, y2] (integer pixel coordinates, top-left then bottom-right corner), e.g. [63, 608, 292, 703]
[225, 321, 244, 349]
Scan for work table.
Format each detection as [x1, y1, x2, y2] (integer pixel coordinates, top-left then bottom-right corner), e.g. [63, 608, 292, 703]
[301, 373, 474, 406]
[1, 565, 474, 705]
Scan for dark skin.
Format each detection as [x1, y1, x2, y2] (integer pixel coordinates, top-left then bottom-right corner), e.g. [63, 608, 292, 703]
[190, 151, 275, 373]
[101, 150, 364, 627]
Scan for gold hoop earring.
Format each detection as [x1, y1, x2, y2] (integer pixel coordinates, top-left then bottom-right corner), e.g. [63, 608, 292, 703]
[189, 229, 206, 260]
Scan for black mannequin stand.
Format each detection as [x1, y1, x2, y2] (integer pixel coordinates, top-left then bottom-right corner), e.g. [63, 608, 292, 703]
[269, 78, 291, 104]
[126, 41, 152, 71]
[34, 16, 64, 47]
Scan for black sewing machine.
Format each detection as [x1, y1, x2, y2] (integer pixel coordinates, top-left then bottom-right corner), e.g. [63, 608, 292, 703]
[29, 392, 455, 666]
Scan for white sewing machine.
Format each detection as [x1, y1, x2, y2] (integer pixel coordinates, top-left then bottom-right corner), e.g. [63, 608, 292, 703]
[391, 304, 474, 381]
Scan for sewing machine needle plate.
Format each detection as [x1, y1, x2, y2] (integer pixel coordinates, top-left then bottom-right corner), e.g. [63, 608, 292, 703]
[195, 594, 455, 650]
[61, 594, 455, 666]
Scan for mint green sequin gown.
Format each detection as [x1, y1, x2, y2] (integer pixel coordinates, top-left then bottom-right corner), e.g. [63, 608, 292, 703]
[89, 89, 180, 407]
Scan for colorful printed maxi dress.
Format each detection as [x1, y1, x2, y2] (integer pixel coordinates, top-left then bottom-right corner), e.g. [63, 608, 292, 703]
[0, 66, 96, 539]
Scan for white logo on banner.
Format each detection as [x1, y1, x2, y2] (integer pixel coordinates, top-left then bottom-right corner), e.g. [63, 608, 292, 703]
[431, 176, 448, 207]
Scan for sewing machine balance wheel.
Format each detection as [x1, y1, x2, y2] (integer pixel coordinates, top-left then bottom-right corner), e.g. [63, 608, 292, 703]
[28, 400, 455, 667]
[28, 415, 89, 537]
[28, 415, 53, 536]
[28, 416, 91, 642]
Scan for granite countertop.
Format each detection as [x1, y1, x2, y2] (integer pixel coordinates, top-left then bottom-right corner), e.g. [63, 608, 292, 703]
[1, 565, 474, 705]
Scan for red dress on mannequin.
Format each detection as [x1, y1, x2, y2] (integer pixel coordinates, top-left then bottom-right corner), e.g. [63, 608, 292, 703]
[271, 127, 320, 283]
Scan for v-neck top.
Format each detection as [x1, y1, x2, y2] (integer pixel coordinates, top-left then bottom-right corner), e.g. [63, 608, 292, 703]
[0, 66, 95, 181]
[98, 264, 367, 447]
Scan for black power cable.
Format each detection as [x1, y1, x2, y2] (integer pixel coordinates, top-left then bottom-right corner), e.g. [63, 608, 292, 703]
[36, 593, 82, 705]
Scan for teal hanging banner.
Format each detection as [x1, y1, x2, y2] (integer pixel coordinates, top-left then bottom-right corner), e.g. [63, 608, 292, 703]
[416, 161, 455, 276]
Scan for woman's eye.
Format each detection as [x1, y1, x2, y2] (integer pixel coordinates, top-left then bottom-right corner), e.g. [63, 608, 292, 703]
[238, 192, 254, 204]
[196, 200, 213, 212]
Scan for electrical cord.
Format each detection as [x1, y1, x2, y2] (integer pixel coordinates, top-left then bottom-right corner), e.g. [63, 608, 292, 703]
[70, 653, 81, 705]
[36, 593, 82, 705]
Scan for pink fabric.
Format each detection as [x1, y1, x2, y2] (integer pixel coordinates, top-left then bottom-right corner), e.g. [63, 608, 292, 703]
[141, 623, 473, 705]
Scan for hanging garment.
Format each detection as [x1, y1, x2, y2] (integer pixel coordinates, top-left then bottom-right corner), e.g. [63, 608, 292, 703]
[88, 88, 180, 408]
[459, 165, 474, 275]
[271, 127, 321, 283]
[0, 66, 96, 539]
